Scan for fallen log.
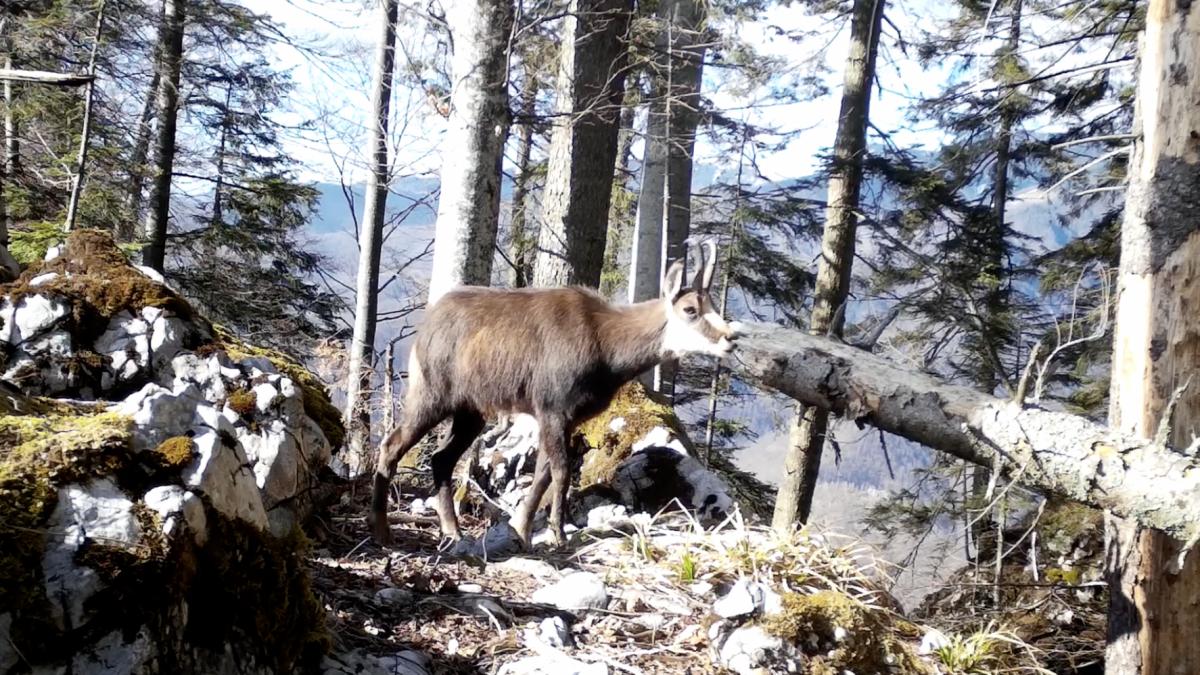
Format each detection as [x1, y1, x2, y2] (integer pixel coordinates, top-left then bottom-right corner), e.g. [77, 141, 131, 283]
[0, 68, 93, 86]
[729, 322, 1200, 544]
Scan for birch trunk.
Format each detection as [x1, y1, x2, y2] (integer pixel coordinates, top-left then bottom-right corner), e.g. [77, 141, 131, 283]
[344, 0, 400, 471]
[64, 0, 108, 233]
[532, 0, 632, 288]
[140, 0, 185, 273]
[772, 0, 884, 530]
[426, 0, 515, 304]
[1103, 0, 1200, 671]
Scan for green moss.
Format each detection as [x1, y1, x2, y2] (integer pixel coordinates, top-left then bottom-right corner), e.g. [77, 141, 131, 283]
[226, 387, 258, 418]
[763, 591, 928, 675]
[1038, 500, 1102, 550]
[1045, 567, 1083, 585]
[576, 382, 685, 487]
[2, 230, 198, 347]
[212, 325, 344, 450]
[0, 396, 134, 663]
[149, 436, 197, 473]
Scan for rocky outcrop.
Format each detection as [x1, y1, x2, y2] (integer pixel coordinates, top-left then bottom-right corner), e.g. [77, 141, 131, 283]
[0, 231, 341, 675]
[465, 382, 766, 544]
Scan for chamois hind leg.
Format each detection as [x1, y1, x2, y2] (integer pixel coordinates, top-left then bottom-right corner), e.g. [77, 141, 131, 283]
[511, 452, 552, 548]
[429, 411, 485, 542]
[540, 416, 571, 548]
[371, 402, 444, 545]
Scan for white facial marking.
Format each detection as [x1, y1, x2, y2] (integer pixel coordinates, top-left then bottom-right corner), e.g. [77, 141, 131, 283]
[704, 312, 730, 332]
[661, 302, 734, 359]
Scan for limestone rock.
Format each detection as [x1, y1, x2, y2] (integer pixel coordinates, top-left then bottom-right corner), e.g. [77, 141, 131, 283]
[42, 479, 143, 629]
[713, 579, 783, 619]
[713, 624, 798, 675]
[497, 656, 607, 675]
[531, 571, 608, 611]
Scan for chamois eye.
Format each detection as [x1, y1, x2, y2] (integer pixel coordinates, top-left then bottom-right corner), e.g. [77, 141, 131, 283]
[683, 306, 698, 319]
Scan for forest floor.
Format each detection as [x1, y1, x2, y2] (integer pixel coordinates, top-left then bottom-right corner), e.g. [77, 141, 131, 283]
[307, 481, 727, 675]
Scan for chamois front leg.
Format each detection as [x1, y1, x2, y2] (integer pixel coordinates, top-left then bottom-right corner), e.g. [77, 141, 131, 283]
[371, 404, 444, 545]
[429, 411, 485, 544]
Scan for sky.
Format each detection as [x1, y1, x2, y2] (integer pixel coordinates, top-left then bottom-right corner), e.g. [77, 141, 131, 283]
[230, 0, 1130, 250]
[238, 0, 961, 186]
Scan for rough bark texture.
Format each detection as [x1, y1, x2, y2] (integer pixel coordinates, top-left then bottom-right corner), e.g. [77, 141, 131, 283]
[532, 0, 632, 288]
[627, 10, 670, 306]
[344, 0, 399, 474]
[626, 0, 705, 396]
[599, 79, 638, 298]
[0, 38, 14, 280]
[730, 322, 1200, 543]
[426, 0, 515, 304]
[64, 0, 107, 233]
[654, 0, 706, 400]
[140, 0, 185, 273]
[1104, 0, 1200, 671]
[124, 67, 160, 240]
[773, 0, 884, 531]
[4, 51, 19, 244]
[508, 66, 537, 288]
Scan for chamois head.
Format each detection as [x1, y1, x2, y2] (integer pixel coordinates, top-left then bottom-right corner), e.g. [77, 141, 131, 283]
[660, 238, 740, 358]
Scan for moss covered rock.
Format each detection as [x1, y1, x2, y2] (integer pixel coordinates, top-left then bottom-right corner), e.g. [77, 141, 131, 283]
[0, 231, 340, 674]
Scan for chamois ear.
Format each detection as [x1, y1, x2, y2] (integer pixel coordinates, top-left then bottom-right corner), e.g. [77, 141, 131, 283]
[701, 238, 718, 290]
[690, 238, 706, 291]
[663, 257, 687, 299]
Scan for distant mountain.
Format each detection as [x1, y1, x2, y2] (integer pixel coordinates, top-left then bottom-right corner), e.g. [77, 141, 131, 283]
[310, 177, 440, 235]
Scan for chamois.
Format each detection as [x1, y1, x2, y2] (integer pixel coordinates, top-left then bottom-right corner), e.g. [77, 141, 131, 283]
[370, 239, 740, 548]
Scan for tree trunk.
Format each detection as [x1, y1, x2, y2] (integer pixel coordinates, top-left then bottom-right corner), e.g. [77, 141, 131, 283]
[344, 0, 399, 472]
[123, 67, 160, 239]
[140, 0, 186, 273]
[654, 0, 706, 401]
[4, 50, 19, 240]
[508, 64, 537, 288]
[64, 0, 108, 233]
[532, 0, 632, 288]
[382, 341, 396, 433]
[627, 1, 673, 306]
[772, 0, 884, 530]
[599, 77, 638, 299]
[0, 34, 16, 280]
[731, 321, 1200, 542]
[209, 84, 232, 229]
[1104, 0, 1200, 671]
[970, 0, 1022, 556]
[426, 0, 515, 304]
